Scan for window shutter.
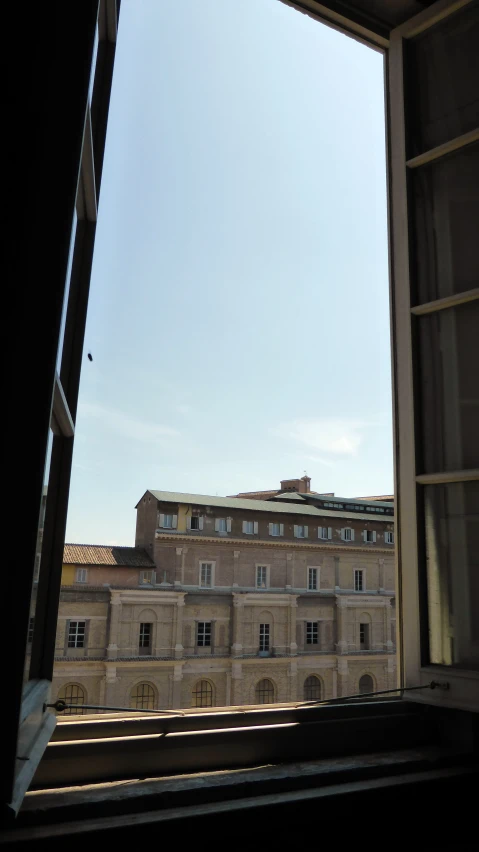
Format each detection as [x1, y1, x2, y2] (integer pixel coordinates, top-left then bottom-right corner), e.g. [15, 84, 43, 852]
[269, 523, 273, 535]
[294, 525, 298, 538]
[373, 531, 377, 542]
[253, 521, 258, 534]
[363, 531, 367, 542]
[328, 527, 332, 539]
[172, 514, 178, 529]
[340, 528, 345, 541]
[279, 523, 284, 536]
[351, 529, 355, 541]
[186, 516, 191, 530]
[199, 516, 204, 530]
[159, 513, 165, 528]
[215, 518, 220, 532]
[304, 526, 308, 538]
[226, 517, 232, 532]
[151, 571, 156, 585]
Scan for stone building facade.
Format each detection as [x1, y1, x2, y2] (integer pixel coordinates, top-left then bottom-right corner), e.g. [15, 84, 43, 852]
[52, 479, 396, 713]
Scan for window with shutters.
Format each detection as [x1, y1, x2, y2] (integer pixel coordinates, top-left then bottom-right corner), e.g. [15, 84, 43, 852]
[139, 622, 152, 652]
[190, 516, 200, 530]
[197, 622, 212, 647]
[295, 525, 308, 538]
[199, 562, 213, 587]
[216, 518, 227, 533]
[359, 623, 370, 650]
[269, 523, 283, 536]
[243, 520, 254, 534]
[308, 567, 318, 591]
[139, 570, 154, 585]
[162, 514, 174, 528]
[75, 567, 88, 583]
[343, 528, 353, 542]
[259, 623, 270, 652]
[318, 527, 331, 540]
[354, 569, 364, 592]
[306, 622, 318, 645]
[364, 530, 376, 543]
[256, 565, 268, 589]
[385, 531, 394, 544]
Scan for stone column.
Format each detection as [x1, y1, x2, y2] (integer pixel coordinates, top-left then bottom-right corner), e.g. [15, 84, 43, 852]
[337, 656, 349, 698]
[289, 596, 298, 655]
[107, 592, 122, 659]
[335, 596, 348, 654]
[332, 666, 338, 699]
[230, 660, 243, 705]
[226, 672, 232, 706]
[104, 662, 120, 705]
[289, 658, 298, 701]
[174, 595, 185, 659]
[233, 551, 240, 587]
[378, 557, 385, 592]
[334, 556, 340, 591]
[385, 599, 394, 651]
[286, 553, 293, 589]
[231, 594, 244, 656]
[172, 663, 183, 708]
[174, 547, 183, 586]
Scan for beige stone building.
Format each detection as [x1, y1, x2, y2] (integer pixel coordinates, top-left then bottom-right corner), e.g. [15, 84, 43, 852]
[52, 477, 396, 713]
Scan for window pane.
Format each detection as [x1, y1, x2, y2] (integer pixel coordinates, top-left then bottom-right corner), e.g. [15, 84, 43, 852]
[406, 4, 479, 156]
[424, 480, 479, 669]
[417, 300, 479, 473]
[411, 144, 479, 304]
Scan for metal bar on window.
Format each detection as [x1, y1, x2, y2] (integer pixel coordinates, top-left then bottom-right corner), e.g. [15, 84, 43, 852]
[405, 127, 479, 169]
[415, 469, 479, 485]
[410, 289, 479, 316]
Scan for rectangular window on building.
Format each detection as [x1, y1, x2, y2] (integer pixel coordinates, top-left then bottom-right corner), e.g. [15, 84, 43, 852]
[215, 518, 231, 533]
[308, 567, 318, 591]
[294, 525, 308, 538]
[190, 516, 200, 530]
[256, 565, 268, 589]
[318, 527, 332, 540]
[243, 520, 258, 534]
[197, 622, 212, 647]
[28, 617, 35, 644]
[259, 623, 270, 652]
[68, 621, 86, 649]
[306, 622, 319, 645]
[75, 567, 88, 583]
[363, 530, 376, 543]
[342, 528, 354, 542]
[269, 523, 284, 536]
[359, 623, 370, 650]
[163, 514, 173, 528]
[139, 570, 154, 585]
[200, 562, 213, 587]
[354, 569, 364, 592]
[139, 622, 152, 650]
[385, 531, 394, 544]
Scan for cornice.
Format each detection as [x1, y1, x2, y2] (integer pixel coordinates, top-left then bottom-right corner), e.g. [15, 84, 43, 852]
[155, 533, 394, 555]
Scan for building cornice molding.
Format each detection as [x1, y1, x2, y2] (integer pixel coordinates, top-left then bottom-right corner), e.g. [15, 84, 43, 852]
[155, 533, 394, 555]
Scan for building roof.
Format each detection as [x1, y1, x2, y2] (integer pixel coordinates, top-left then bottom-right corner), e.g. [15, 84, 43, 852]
[228, 490, 279, 500]
[145, 490, 394, 521]
[63, 544, 154, 567]
[355, 495, 394, 502]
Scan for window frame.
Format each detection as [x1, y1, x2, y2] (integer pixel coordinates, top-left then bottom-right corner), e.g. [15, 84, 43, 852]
[197, 621, 212, 647]
[255, 564, 269, 589]
[67, 620, 87, 649]
[385, 531, 394, 545]
[139, 622, 152, 651]
[259, 623, 270, 653]
[354, 569, 365, 592]
[307, 566, 319, 591]
[306, 621, 319, 645]
[75, 567, 88, 583]
[199, 561, 215, 588]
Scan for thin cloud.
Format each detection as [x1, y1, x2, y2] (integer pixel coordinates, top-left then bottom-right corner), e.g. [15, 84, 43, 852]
[275, 417, 372, 457]
[79, 402, 179, 443]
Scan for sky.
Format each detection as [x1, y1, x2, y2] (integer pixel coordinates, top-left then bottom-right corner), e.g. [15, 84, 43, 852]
[66, 0, 392, 546]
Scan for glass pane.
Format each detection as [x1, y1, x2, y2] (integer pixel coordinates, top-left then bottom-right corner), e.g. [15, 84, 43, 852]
[406, 3, 479, 156]
[24, 428, 54, 687]
[424, 480, 479, 669]
[411, 143, 479, 304]
[417, 300, 479, 473]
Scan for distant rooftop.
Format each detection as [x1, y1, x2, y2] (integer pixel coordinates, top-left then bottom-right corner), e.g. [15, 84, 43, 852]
[63, 544, 154, 567]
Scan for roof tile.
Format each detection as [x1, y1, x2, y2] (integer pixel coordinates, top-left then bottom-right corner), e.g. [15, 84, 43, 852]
[63, 544, 154, 567]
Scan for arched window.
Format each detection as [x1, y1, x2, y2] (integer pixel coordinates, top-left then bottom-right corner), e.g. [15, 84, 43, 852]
[359, 674, 374, 695]
[304, 675, 322, 701]
[130, 682, 156, 710]
[255, 678, 275, 704]
[57, 683, 86, 715]
[192, 679, 213, 708]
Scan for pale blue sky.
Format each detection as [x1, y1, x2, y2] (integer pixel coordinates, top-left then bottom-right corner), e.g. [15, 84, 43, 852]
[66, 0, 392, 546]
